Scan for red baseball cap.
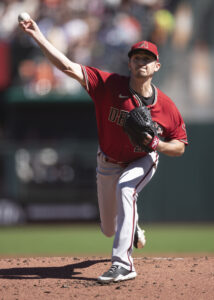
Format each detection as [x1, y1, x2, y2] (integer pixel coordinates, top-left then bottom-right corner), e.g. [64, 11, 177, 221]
[128, 41, 159, 61]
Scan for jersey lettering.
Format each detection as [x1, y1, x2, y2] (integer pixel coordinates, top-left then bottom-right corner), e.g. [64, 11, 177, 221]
[108, 107, 128, 127]
[108, 107, 119, 122]
[117, 110, 127, 126]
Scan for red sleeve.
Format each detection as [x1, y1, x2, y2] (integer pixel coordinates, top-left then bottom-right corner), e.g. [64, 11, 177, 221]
[81, 65, 111, 100]
[166, 104, 188, 144]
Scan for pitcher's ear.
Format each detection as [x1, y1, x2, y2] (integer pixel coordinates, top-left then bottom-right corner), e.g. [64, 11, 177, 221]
[155, 62, 161, 72]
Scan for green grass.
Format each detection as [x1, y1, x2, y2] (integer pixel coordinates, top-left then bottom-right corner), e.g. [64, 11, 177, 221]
[0, 223, 213, 256]
[144, 224, 214, 254]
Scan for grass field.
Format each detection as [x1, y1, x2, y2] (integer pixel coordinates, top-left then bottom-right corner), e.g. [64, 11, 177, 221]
[0, 223, 213, 256]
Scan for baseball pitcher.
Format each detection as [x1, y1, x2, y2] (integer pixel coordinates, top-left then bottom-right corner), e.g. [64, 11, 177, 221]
[19, 18, 188, 283]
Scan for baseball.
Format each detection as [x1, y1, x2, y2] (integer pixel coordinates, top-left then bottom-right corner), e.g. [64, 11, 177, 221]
[18, 12, 31, 23]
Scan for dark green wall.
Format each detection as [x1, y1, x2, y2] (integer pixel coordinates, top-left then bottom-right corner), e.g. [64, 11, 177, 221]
[138, 123, 214, 222]
[2, 102, 214, 222]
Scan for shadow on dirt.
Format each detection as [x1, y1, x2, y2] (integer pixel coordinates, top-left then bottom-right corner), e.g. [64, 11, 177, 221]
[0, 259, 110, 281]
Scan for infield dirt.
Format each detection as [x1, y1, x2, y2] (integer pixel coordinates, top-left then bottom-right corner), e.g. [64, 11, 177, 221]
[0, 256, 213, 300]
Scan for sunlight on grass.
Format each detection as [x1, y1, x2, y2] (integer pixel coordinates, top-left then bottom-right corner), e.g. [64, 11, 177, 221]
[0, 223, 213, 256]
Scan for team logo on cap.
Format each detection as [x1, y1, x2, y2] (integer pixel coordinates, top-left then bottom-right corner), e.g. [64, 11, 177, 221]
[139, 41, 149, 49]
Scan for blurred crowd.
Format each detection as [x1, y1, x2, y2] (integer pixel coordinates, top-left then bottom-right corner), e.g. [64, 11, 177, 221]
[0, 0, 214, 119]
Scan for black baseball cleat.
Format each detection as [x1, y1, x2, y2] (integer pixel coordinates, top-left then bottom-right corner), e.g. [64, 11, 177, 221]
[134, 224, 146, 249]
[97, 265, 137, 283]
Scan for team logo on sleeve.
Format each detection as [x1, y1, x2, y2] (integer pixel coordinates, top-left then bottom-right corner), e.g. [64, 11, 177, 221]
[182, 123, 187, 134]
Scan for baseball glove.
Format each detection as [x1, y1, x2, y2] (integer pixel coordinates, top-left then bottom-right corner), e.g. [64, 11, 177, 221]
[123, 106, 159, 152]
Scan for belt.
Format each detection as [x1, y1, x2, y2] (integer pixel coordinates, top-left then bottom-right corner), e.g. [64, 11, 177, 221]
[104, 156, 129, 168]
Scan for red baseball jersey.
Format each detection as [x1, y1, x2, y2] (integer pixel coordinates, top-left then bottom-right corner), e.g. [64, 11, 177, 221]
[81, 66, 188, 163]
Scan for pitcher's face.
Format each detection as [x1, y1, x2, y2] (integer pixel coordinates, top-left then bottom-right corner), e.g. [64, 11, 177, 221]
[128, 51, 160, 79]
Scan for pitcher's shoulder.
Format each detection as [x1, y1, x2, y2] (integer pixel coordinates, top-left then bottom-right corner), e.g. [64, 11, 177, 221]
[156, 87, 178, 108]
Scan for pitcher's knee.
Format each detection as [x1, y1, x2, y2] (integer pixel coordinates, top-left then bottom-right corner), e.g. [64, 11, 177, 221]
[104, 231, 114, 238]
[116, 182, 134, 200]
[101, 225, 115, 237]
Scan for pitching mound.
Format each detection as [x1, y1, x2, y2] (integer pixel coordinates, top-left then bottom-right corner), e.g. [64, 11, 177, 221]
[0, 256, 213, 299]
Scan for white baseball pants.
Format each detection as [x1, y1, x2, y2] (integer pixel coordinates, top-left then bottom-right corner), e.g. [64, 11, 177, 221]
[96, 149, 159, 271]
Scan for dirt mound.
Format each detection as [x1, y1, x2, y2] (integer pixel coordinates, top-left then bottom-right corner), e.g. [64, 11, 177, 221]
[0, 256, 213, 299]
